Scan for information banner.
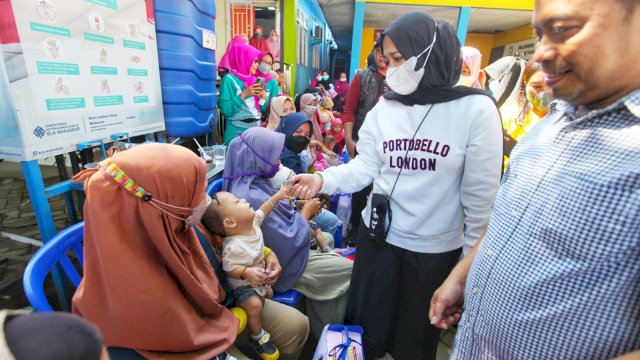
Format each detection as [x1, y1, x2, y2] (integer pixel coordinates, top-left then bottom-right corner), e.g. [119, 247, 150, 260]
[0, 0, 164, 161]
[502, 37, 537, 60]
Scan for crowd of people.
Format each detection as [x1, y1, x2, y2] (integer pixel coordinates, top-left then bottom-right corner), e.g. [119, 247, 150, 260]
[10, 0, 639, 359]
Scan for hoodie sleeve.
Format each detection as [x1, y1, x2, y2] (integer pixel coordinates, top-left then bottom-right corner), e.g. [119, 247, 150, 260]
[320, 103, 384, 194]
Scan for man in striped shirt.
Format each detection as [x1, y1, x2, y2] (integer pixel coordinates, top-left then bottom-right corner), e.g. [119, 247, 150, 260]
[430, 0, 640, 358]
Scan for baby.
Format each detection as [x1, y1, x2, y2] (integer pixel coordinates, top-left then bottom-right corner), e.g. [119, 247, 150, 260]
[319, 97, 335, 133]
[201, 183, 292, 360]
[321, 135, 337, 167]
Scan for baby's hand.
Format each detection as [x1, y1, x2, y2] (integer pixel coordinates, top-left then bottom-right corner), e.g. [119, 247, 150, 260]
[243, 267, 266, 288]
[276, 182, 293, 200]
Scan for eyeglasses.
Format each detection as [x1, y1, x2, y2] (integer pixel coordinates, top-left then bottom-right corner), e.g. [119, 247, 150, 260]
[293, 129, 311, 139]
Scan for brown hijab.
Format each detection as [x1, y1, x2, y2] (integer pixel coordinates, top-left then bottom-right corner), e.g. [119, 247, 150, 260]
[72, 143, 238, 360]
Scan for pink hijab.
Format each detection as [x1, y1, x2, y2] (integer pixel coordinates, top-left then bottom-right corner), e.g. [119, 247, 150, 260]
[218, 36, 247, 71]
[461, 46, 483, 89]
[267, 30, 280, 62]
[227, 43, 261, 108]
[326, 118, 345, 144]
[301, 93, 323, 142]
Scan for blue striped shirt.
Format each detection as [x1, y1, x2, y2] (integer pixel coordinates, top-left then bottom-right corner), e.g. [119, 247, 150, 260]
[453, 89, 640, 359]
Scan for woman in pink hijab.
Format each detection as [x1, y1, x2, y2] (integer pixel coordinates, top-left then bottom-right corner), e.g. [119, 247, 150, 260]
[457, 46, 486, 89]
[218, 43, 268, 144]
[267, 30, 280, 66]
[218, 36, 247, 72]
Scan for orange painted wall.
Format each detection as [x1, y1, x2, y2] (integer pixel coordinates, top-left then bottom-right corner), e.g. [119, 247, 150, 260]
[359, 28, 376, 69]
[358, 24, 534, 71]
[464, 33, 494, 68]
[493, 24, 535, 47]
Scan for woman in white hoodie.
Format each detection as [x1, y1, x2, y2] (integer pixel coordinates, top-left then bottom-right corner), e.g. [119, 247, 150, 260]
[291, 11, 503, 360]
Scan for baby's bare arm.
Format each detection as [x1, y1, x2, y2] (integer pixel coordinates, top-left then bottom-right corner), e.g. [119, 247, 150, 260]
[259, 182, 292, 217]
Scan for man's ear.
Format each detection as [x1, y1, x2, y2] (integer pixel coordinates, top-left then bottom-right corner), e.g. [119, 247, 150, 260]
[478, 70, 487, 90]
[223, 218, 237, 229]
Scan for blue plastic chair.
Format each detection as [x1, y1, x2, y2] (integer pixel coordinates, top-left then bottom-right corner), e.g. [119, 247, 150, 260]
[23, 222, 85, 312]
[21, 223, 199, 360]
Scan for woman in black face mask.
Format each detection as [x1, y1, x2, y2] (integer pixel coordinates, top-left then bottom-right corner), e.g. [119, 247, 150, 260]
[275, 113, 312, 174]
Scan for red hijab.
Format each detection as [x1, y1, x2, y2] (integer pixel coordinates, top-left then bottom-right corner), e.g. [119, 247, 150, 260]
[249, 25, 269, 52]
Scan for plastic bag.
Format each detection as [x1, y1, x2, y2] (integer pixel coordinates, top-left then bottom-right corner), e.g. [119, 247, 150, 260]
[335, 194, 351, 238]
[313, 324, 364, 360]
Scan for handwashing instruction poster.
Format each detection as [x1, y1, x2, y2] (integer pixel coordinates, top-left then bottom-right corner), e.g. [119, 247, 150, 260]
[0, 0, 164, 161]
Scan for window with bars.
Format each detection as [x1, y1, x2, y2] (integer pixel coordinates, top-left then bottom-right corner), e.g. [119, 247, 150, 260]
[312, 44, 320, 69]
[296, 6, 308, 66]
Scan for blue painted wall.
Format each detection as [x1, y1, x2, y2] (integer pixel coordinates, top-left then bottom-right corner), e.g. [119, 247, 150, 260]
[294, 0, 332, 95]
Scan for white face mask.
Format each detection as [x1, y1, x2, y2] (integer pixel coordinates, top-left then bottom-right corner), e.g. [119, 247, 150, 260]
[385, 31, 437, 95]
[303, 105, 317, 114]
[340, 77, 347, 82]
[258, 63, 271, 74]
[456, 75, 474, 87]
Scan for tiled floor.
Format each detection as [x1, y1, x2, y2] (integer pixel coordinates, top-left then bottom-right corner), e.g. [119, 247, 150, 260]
[437, 327, 457, 359]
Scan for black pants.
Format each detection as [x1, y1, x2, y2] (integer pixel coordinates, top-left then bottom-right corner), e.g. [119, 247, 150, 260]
[345, 225, 461, 360]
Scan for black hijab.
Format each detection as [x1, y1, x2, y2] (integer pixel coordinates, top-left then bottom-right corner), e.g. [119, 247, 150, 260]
[382, 11, 491, 106]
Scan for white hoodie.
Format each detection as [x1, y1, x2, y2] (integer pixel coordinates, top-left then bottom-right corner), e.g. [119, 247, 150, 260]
[320, 95, 502, 255]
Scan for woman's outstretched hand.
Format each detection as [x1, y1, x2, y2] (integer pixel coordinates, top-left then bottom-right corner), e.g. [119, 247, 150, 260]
[290, 174, 323, 200]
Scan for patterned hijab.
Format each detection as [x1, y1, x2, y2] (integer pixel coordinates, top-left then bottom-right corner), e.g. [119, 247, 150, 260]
[72, 143, 238, 360]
